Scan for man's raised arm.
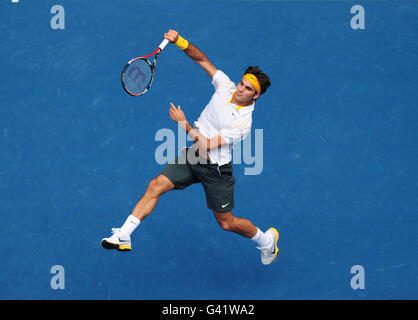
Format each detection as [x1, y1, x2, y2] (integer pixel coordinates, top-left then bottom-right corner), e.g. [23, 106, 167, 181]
[164, 30, 218, 79]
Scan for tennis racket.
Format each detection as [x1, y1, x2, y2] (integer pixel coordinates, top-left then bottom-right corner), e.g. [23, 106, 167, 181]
[121, 39, 169, 96]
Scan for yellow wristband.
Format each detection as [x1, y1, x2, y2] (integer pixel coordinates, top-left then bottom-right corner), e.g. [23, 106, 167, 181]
[175, 35, 189, 50]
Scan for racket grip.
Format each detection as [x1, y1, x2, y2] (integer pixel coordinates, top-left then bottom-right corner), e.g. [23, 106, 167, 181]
[159, 39, 169, 50]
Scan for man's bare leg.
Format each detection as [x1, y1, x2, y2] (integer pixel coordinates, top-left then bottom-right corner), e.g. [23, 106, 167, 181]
[213, 210, 279, 264]
[130, 174, 175, 221]
[102, 175, 174, 251]
[213, 210, 258, 238]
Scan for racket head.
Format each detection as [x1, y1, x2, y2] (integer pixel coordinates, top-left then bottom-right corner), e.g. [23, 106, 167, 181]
[121, 58, 154, 96]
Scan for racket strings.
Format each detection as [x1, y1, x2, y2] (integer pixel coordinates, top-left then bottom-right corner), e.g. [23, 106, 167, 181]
[123, 58, 153, 95]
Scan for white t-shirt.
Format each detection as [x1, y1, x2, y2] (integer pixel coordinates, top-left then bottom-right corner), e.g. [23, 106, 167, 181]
[194, 70, 254, 166]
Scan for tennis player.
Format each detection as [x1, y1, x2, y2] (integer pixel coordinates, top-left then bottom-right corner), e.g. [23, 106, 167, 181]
[102, 30, 279, 265]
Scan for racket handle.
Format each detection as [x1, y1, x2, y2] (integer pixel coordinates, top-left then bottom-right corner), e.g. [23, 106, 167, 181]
[159, 39, 169, 50]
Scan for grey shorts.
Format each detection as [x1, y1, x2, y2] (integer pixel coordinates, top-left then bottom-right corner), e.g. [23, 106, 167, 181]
[160, 148, 235, 212]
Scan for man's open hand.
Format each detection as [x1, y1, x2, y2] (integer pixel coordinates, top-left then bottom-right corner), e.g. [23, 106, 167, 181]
[169, 102, 186, 123]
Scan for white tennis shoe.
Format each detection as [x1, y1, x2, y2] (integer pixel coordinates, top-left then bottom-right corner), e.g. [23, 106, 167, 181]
[101, 228, 132, 251]
[257, 227, 279, 265]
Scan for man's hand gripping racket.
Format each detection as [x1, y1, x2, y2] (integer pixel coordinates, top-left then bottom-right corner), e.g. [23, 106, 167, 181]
[121, 38, 169, 96]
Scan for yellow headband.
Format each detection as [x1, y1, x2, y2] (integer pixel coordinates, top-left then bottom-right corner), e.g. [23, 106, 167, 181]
[243, 73, 261, 94]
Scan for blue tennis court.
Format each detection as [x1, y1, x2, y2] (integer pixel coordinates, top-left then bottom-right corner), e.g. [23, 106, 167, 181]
[0, 0, 417, 299]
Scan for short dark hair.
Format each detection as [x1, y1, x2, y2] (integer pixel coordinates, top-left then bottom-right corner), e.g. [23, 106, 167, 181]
[244, 66, 271, 96]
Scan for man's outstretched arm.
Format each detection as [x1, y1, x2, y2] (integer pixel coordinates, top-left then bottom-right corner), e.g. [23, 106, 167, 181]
[164, 29, 218, 79]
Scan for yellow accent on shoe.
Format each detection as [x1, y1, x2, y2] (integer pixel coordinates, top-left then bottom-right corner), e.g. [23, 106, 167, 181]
[269, 227, 279, 262]
[118, 245, 132, 251]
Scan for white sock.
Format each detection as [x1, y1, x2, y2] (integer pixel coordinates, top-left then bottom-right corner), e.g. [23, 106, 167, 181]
[251, 228, 272, 248]
[120, 215, 141, 237]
